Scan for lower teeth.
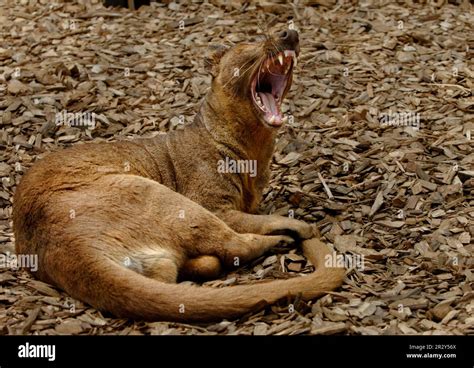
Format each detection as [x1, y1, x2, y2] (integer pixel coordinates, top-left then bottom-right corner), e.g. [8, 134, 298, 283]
[255, 95, 265, 110]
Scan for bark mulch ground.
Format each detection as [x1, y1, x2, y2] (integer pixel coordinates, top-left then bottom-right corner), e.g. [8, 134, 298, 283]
[0, 0, 472, 335]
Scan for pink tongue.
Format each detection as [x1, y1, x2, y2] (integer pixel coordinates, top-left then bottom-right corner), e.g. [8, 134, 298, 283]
[259, 92, 279, 115]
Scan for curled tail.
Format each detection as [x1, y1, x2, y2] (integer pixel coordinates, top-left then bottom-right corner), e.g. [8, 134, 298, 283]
[52, 238, 344, 321]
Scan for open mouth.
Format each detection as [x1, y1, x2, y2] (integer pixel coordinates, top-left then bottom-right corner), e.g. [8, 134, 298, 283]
[251, 50, 297, 127]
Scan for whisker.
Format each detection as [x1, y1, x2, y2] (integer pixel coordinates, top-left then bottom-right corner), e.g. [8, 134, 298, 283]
[221, 54, 262, 91]
[237, 55, 264, 83]
[256, 59, 263, 90]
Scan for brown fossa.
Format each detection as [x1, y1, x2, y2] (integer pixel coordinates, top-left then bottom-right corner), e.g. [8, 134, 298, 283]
[13, 30, 345, 322]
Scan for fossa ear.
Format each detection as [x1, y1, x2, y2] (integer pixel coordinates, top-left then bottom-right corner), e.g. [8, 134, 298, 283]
[204, 44, 230, 77]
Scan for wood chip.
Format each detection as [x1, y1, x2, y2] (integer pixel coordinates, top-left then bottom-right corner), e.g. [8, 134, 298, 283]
[1, 0, 471, 336]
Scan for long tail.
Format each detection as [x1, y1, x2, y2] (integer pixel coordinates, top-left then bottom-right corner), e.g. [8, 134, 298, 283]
[52, 238, 345, 322]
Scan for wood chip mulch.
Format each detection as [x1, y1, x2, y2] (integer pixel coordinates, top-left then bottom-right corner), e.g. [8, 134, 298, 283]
[0, 0, 473, 335]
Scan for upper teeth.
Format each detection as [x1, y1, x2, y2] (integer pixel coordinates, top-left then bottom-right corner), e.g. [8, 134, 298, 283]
[284, 50, 297, 67]
[278, 54, 284, 65]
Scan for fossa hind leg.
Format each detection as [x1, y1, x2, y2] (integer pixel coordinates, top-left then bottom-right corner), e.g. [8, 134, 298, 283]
[84, 175, 293, 281]
[180, 229, 293, 281]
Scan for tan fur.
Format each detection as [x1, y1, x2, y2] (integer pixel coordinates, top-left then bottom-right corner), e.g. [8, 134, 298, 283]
[13, 31, 344, 322]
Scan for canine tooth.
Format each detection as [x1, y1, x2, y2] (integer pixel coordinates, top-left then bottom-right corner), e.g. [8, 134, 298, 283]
[284, 50, 297, 67]
[278, 53, 284, 65]
[269, 116, 275, 123]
